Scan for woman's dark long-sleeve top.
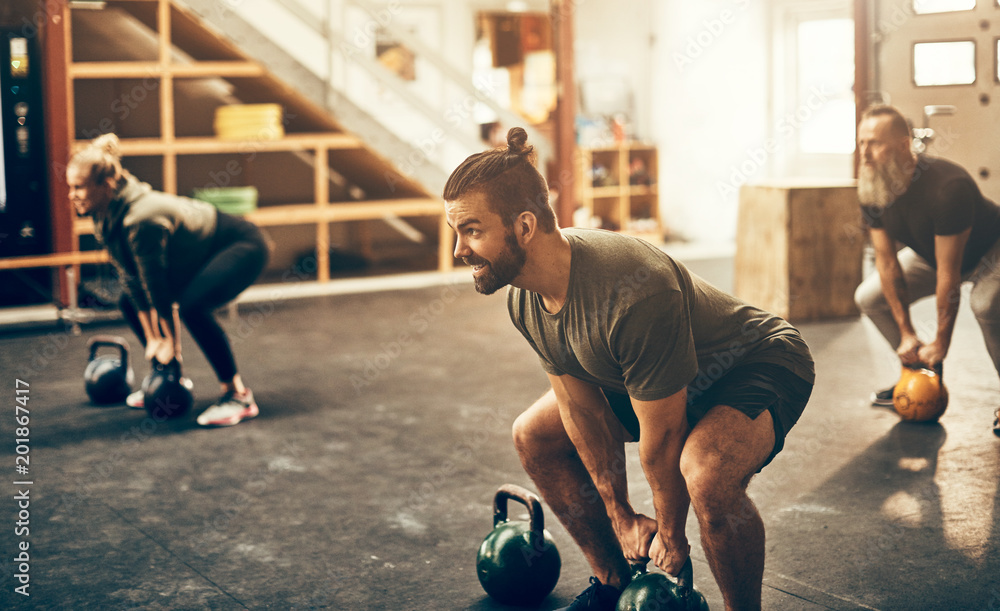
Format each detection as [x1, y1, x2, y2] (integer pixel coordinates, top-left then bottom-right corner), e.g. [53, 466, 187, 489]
[93, 174, 218, 322]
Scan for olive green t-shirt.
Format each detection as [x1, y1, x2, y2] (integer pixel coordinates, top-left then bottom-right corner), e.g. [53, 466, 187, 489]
[507, 228, 814, 401]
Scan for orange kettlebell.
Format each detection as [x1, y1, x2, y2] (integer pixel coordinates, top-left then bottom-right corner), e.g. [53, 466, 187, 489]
[893, 366, 948, 422]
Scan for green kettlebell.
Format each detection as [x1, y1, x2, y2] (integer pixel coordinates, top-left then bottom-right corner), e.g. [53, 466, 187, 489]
[476, 484, 561, 605]
[617, 557, 709, 611]
[84, 335, 134, 405]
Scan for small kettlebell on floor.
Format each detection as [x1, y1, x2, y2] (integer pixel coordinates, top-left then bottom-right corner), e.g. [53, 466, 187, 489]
[84, 335, 133, 405]
[476, 484, 561, 605]
[893, 364, 948, 422]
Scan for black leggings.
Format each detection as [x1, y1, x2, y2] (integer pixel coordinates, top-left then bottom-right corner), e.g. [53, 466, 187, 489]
[120, 213, 268, 382]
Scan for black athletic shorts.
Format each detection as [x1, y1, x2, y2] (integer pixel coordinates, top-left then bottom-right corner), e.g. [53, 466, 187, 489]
[602, 362, 814, 471]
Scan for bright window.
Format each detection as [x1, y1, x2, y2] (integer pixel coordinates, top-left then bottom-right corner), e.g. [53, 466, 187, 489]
[797, 18, 856, 154]
[913, 0, 975, 14]
[913, 41, 976, 86]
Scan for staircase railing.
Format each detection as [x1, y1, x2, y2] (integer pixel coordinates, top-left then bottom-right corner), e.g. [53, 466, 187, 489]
[344, 0, 553, 160]
[180, 0, 553, 192]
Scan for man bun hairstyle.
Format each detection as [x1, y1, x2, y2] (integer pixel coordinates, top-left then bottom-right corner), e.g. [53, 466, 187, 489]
[861, 104, 912, 140]
[68, 133, 127, 186]
[443, 127, 556, 232]
[506, 126, 530, 157]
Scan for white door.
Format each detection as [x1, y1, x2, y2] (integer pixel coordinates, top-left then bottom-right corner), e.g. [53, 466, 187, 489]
[871, 0, 1000, 204]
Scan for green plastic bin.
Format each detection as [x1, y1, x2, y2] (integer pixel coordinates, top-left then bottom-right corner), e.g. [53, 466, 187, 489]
[192, 186, 258, 216]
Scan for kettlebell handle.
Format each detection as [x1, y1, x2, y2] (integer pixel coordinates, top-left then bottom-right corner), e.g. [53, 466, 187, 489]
[88, 335, 130, 364]
[493, 484, 545, 535]
[152, 357, 183, 377]
[628, 561, 647, 579]
[675, 556, 694, 592]
[627, 556, 694, 590]
[902, 362, 943, 377]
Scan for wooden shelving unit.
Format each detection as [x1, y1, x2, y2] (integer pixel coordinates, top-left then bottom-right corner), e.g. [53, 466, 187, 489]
[575, 143, 661, 242]
[56, 0, 451, 286]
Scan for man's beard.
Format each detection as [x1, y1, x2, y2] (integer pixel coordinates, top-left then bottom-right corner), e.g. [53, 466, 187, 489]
[858, 154, 911, 208]
[464, 230, 527, 295]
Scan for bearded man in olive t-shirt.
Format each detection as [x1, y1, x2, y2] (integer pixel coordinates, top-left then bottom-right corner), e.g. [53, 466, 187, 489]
[443, 127, 814, 611]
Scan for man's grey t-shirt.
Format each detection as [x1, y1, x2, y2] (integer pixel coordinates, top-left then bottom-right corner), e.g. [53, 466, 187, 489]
[507, 228, 815, 402]
[860, 155, 1000, 272]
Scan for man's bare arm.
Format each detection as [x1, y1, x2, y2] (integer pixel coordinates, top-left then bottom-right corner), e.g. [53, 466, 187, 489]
[547, 374, 657, 562]
[870, 227, 920, 361]
[922, 228, 971, 366]
[631, 390, 691, 575]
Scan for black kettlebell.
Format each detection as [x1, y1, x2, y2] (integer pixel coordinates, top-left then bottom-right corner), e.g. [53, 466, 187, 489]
[476, 484, 561, 605]
[145, 358, 193, 420]
[617, 557, 709, 611]
[84, 335, 133, 404]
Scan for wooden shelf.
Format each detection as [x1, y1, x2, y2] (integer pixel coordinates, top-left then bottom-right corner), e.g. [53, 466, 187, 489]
[74, 201, 444, 237]
[71, 134, 364, 156]
[629, 185, 657, 197]
[576, 143, 661, 238]
[248, 200, 443, 225]
[70, 60, 265, 78]
[74, 199, 445, 235]
[0, 250, 109, 271]
[50, 0, 453, 289]
[589, 185, 623, 198]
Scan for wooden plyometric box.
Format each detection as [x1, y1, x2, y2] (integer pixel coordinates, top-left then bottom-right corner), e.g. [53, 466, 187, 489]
[734, 181, 866, 322]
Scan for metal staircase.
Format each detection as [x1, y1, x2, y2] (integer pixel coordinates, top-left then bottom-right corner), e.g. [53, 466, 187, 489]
[177, 0, 553, 196]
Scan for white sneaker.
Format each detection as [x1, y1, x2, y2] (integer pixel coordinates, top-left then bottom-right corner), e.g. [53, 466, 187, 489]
[196, 389, 259, 427]
[126, 389, 145, 409]
[127, 376, 194, 409]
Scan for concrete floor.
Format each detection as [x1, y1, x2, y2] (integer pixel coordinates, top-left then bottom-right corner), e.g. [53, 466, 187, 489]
[1, 255, 998, 610]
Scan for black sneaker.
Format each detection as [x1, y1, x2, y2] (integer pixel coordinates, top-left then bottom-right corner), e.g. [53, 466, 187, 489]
[556, 577, 623, 611]
[993, 409, 1000, 437]
[870, 386, 895, 407]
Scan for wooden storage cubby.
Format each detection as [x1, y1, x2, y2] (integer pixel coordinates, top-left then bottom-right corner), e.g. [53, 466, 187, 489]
[56, 0, 451, 287]
[575, 143, 661, 242]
